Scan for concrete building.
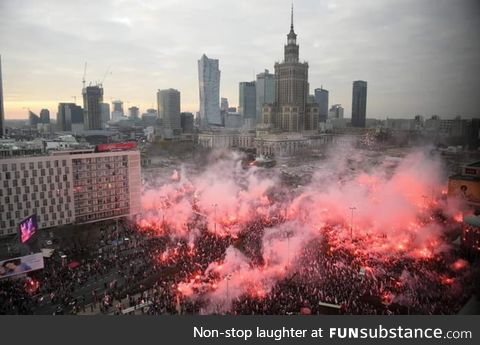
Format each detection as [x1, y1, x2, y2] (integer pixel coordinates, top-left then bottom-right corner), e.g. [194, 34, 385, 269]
[129, 106, 139, 119]
[225, 112, 244, 129]
[386, 118, 416, 131]
[0, 55, 4, 137]
[142, 109, 157, 127]
[180, 112, 194, 133]
[40, 109, 50, 124]
[239, 81, 257, 120]
[221, 98, 229, 112]
[314, 87, 329, 122]
[83, 85, 104, 130]
[260, 6, 319, 132]
[198, 54, 221, 127]
[328, 104, 344, 119]
[100, 103, 110, 128]
[29, 111, 40, 127]
[198, 129, 255, 150]
[0, 140, 43, 158]
[351, 80, 367, 128]
[157, 88, 181, 138]
[255, 132, 332, 157]
[111, 100, 125, 122]
[57, 103, 83, 132]
[256, 69, 275, 123]
[0, 148, 141, 237]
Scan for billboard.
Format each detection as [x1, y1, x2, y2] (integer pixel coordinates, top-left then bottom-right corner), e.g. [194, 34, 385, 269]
[0, 253, 44, 280]
[19, 214, 38, 244]
[448, 177, 480, 204]
[95, 142, 137, 152]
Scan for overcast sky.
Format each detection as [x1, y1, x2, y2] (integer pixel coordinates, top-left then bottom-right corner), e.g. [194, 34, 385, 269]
[1, 0, 479, 120]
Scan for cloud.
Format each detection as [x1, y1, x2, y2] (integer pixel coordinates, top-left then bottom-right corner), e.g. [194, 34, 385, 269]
[1, 0, 479, 119]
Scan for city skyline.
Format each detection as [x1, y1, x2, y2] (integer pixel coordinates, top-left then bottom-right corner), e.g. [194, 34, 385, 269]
[0, 0, 479, 120]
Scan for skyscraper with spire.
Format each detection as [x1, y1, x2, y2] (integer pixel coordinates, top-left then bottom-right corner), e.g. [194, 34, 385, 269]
[260, 4, 319, 132]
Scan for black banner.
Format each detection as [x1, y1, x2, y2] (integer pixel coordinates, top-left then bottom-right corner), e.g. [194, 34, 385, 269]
[0, 316, 477, 345]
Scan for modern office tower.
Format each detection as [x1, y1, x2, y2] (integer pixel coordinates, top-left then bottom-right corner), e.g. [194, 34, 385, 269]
[129, 106, 139, 119]
[57, 103, 84, 132]
[29, 111, 40, 126]
[157, 88, 181, 131]
[256, 69, 275, 122]
[221, 98, 229, 112]
[82, 85, 104, 130]
[329, 104, 344, 119]
[239, 81, 256, 119]
[180, 112, 194, 133]
[351, 80, 367, 127]
[111, 100, 125, 122]
[198, 54, 221, 127]
[100, 102, 110, 128]
[70, 104, 84, 126]
[314, 87, 329, 122]
[0, 148, 141, 237]
[0, 55, 4, 137]
[40, 109, 50, 123]
[57, 103, 73, 131]
[261, 5, 319, 132]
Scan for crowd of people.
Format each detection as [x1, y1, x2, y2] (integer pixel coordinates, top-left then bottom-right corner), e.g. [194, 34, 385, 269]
[0, 208, 478, 315]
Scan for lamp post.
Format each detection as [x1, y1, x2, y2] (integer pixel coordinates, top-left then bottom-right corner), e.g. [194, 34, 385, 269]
[213, 203, 218, 233]
[349, 207, 356, 240]
[286, 231, 292, 266]
[225, 274, 232, 310]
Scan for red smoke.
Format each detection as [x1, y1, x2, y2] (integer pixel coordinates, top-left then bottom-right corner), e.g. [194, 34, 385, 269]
[137, 147, 467, 312]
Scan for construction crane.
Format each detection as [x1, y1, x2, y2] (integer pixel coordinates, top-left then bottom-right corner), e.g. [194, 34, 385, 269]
[100, 66, 112, 87]
[82, 62, 87, 89]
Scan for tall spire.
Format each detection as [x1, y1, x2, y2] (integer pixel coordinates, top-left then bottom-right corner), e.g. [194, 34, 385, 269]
[290, 2, 294, 31]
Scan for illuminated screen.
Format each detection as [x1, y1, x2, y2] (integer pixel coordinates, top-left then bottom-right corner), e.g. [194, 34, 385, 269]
[19, 214, 38, 244]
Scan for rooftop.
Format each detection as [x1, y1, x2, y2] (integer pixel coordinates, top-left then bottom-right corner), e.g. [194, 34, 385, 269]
[467, 161, 480, 168]
[449, 174, 480, 182]
[464, 215, 480, 227]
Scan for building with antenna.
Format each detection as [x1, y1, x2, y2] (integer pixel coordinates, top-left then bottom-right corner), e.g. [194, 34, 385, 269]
[260, 4, 319, 132]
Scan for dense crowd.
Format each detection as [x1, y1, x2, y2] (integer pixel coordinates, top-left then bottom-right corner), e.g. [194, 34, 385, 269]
[0, 210, 478, 315]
